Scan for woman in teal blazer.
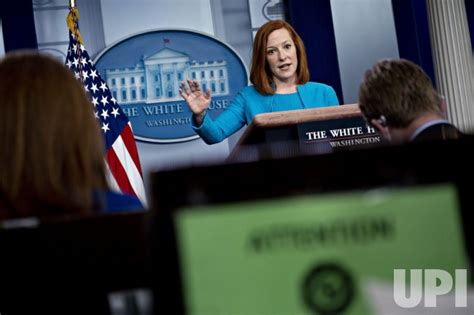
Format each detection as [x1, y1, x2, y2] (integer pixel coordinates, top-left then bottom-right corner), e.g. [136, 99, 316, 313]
[179, 20, 339, 144]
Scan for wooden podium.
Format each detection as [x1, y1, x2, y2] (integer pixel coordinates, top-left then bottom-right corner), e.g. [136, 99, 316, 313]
[228, 104, 382, 161]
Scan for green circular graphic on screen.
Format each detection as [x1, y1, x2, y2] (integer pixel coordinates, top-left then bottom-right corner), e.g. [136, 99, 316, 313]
[302, 263, 355, 315]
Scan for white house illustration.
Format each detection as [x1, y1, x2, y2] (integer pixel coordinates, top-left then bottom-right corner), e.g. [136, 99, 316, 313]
[105, 47, 229, 105]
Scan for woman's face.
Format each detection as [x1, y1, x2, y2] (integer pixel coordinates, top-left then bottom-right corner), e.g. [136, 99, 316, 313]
[266, 27, 298, 84]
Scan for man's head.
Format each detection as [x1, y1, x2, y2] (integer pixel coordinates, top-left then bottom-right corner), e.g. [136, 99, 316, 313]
[358, 59, 445, 143]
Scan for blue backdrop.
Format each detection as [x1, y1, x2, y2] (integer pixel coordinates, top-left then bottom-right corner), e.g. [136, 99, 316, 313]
[287, 0, 344, 104]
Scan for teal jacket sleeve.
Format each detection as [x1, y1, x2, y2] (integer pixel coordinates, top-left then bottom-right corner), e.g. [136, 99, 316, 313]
[191, 90, 247, 144]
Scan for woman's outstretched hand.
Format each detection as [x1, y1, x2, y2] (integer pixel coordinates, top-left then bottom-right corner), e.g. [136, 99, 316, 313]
[179, 79, 211, 126]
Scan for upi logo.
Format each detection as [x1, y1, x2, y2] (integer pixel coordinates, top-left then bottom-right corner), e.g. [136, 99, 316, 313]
[393, 269, 467, 308]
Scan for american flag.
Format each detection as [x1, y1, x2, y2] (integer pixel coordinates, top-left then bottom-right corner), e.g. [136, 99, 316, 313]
[65, 7, 147, 206]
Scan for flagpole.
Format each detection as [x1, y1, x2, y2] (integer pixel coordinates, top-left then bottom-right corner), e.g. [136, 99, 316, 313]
[70, 0, 75, 8]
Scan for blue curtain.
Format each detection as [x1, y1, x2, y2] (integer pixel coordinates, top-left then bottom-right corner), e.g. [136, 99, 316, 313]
[391, 0, 436, 86]
[466, 0, 474, 52]
[0, 0, 38, 51]
[286, 0, 343, 104]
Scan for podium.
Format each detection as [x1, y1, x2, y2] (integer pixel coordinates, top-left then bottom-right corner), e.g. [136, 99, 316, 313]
[228, 104, 382, 161]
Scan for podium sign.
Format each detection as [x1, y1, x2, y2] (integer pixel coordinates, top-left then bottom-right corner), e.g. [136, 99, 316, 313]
[297, 116, 382, 154]
[229, 104, 384, 160]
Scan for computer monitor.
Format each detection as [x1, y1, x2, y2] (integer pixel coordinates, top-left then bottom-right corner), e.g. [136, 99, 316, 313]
[0, 212, 150, 314]
[150, 136, 474, 315]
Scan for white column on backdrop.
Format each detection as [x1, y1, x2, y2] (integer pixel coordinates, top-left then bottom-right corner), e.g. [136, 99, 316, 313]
[426, 0, 474, 132]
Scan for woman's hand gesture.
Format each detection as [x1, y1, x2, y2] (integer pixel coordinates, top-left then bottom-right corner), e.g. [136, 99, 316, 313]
[179, 79, 211, 117]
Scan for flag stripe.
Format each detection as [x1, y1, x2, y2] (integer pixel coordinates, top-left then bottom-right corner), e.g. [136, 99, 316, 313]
[111, 136, 147, 206]
[106, 148, 134, 195]
[121, 122, 143, 175]
[105, 161, 121, 192]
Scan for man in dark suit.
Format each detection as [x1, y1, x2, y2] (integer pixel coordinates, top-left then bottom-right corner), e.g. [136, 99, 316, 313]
[358, 58, 462, 144]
